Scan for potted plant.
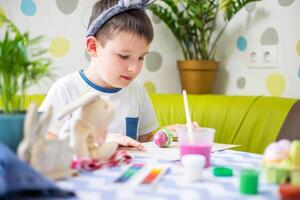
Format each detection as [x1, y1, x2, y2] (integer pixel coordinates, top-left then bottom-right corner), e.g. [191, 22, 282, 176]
[149, 0, 261, 94]
[0, 13, 52, 151]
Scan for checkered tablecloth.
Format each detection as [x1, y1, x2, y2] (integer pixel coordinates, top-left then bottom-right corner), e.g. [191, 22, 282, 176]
[57, 150, 279, 200]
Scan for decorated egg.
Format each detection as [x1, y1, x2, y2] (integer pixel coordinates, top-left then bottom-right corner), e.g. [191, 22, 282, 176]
[153, 128, 173, 148]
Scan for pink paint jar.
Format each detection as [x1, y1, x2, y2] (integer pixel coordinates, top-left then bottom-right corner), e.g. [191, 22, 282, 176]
[178, 127, 215, 168]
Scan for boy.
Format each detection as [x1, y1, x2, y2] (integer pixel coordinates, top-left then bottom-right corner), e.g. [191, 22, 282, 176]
[40, 0, 158, 150]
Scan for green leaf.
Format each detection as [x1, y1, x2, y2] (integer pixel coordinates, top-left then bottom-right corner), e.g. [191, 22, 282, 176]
[149, 0, 262, 60]
[220, 0, 261, 21]
[0, 13, 54, 113]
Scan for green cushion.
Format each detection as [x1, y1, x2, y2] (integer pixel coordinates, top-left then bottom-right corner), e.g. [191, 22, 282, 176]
[0, 95, 45, 152]
[233, 97, 296, 153]
[0, 95, 45, 110]
[150, 94, 297, 154]
[25, 94, 46, 107]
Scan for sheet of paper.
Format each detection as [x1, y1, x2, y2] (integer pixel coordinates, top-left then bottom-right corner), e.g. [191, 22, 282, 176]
[125, 142, 240, 161]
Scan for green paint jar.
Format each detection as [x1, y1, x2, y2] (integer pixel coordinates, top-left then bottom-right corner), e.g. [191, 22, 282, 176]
[240, 169, 259, 195]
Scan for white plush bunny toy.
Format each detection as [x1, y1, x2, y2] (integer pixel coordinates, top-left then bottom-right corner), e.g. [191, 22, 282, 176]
[18, 103, 76, 180]
[57, 92, 118, 160]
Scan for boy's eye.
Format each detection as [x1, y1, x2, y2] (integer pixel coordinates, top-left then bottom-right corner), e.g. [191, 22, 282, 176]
[118, 55, 129, 59]
[139, 57, 144, 61]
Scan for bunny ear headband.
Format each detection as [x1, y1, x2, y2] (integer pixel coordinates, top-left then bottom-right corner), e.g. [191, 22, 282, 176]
[86, 0, 157, 37]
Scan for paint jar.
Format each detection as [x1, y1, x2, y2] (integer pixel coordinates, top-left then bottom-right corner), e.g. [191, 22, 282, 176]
[181, 154, 205, 181]
[178, 127, 215, 167]
[240, 169, 259, 195]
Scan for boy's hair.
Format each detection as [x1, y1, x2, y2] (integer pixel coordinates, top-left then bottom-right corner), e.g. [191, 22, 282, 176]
[88, 0, 154, 46]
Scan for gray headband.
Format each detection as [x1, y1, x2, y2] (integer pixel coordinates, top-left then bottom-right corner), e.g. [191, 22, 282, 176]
[87, 0, 157, 37]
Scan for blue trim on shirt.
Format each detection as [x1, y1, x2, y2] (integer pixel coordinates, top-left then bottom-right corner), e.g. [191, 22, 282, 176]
[79, 70, 122, 93]
[126, 117, 139, 140]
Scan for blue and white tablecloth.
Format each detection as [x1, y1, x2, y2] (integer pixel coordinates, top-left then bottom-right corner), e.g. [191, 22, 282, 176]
[57, 150, 279, 200]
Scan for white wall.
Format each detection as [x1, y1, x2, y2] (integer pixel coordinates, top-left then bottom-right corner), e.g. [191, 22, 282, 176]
[214, 0, 300, 98]
[0, 0, 299, 98]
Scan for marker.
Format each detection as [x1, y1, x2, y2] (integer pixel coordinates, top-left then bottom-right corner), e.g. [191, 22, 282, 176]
[115, 163, 144, 183]
[141, 168, 163, 184]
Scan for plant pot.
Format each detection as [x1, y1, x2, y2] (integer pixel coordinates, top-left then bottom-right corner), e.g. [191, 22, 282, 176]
[177, 60, 219, 94]
[0, 113, 25, 152]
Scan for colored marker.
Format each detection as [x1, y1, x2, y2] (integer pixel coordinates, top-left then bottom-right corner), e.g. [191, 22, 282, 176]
[115, 163, 144, 183]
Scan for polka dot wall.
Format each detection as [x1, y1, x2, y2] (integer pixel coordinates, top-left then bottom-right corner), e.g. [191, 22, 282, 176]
[297, 40, 300, 56]
[278, 0, 294, 7]
[143, 51, 163, 93]
[21, 0, 37, 16]
[232, 0, 299, 97]
[0, 0, 300, 97]
[49, 37, 70, 58]
[236, 77, 246, 89]
[265, 73, 285, 96]
[236, 36, 247, 51]
[56, 0, 79, 15]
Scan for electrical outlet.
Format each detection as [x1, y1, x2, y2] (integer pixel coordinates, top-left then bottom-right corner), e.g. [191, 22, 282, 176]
[247, 45, 278, 68]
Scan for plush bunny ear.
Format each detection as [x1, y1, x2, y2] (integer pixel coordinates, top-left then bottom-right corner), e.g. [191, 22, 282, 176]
[143, 0, 156, 7]
[38, 106, 52, 138]
[18, 103, 52, 161]
[57, 92, 101, 120]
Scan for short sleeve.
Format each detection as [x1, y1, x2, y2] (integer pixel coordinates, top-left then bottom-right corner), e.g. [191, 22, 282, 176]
[138, 87, 159, 136]
[39, 80, 71, 137]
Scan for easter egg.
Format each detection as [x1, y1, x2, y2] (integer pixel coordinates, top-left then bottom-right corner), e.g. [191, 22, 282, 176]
[153, 128, 173, 148]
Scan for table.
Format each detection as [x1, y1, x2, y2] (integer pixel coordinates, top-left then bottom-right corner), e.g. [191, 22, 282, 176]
[57, 150, 280, 200]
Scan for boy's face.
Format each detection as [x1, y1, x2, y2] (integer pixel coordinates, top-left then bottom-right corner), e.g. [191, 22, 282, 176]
[89, 31, 150, 89]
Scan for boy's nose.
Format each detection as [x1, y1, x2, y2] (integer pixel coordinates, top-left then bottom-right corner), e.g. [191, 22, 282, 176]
[128, 63, 140, 73]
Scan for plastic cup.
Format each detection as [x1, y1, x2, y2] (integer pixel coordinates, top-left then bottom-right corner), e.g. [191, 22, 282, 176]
[178, 127, 215, 168]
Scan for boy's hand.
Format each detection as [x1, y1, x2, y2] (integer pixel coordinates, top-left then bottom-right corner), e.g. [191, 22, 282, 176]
[106, 133, 145, 151]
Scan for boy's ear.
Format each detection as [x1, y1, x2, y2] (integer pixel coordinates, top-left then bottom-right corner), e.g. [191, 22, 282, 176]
[86, 36, 98, 57]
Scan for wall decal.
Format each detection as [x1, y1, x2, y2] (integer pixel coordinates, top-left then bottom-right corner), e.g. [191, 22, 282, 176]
[56, 0, 79, 15]
[49, 37, 70, 57]
[237, 36, 247, 51]
[145, 51, 163, 72]
[21, 0, 36, 16]
[144, 81, 157, 93]
[261, 27, 279, 45]
[237, 77, 246, 89]
[266, 73, 285, 96]
[278, 0, 295, 7]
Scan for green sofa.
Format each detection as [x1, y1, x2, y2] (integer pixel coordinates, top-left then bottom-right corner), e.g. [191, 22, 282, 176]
[1, 94, 299, 154]
[150, 94, 300, 154]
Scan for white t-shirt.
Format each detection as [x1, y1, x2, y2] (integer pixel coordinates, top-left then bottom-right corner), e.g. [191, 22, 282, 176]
[39, 70, 159, 140]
